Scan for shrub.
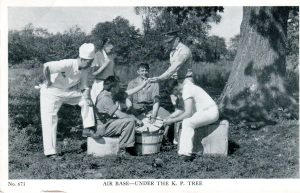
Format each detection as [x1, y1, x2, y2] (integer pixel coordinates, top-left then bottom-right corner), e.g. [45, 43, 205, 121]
[285, 54, 299, 96]
[193, 60, 233, 89]
[11, 58, 43, 69]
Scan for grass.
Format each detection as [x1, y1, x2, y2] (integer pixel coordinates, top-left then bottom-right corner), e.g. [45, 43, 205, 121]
[9, 119, 299, 179]
[8, 67, 299, 179]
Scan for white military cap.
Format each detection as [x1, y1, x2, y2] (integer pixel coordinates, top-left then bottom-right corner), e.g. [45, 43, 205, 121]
[79, 43, 95, 59]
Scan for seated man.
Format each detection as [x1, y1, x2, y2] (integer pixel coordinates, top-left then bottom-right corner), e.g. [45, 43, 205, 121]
[127, 63, 170, 123]
[163, 79, 219, 162]
[91, 76, 142, 155]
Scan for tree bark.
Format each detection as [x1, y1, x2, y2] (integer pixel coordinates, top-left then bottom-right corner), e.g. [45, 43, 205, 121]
[218, 7, 297, 123]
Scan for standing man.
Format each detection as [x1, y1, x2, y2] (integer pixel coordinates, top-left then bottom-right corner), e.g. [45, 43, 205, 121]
[149, 30, 193, 84]
[148, 30, 193, 143]
[90, 38, 115, 103]
[40, 43, 96, 159]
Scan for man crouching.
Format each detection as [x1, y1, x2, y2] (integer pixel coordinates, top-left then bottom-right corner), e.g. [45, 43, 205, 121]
[92, 76, 141, 155]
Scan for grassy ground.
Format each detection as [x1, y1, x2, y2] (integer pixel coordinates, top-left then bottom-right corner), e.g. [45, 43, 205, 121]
[9, 119, 299, 179]
[8, 68, 299, 179]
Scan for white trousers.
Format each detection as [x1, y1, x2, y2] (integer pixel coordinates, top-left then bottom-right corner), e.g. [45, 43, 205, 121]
[91, 80, 104, 104]
[178, 105, 219, 156]
[40, 86, 95, 156]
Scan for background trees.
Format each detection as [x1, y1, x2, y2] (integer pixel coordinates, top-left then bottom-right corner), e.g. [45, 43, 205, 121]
[8, 8, 299, 122]
[91, 16, 143, 66]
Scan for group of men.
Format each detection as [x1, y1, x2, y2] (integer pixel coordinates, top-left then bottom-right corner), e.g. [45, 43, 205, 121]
[40, 31, 219, 162]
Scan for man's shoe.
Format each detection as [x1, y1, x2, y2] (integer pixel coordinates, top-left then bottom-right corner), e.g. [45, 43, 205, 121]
[82, 128, 95, 137]
[173, 138, 178, 145]
[179, 154, 196, 162]
[46, 154, 63, 161]
[117, 147, 137, 157]
[117, 149, 131, 157]
[76, 142, 87, 154]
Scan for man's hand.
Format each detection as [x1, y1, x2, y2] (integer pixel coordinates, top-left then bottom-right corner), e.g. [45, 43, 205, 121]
[45, 80, 52, 88]
[149, 116, 156, 124]
[85, 98, 94, 107]
[163, 118, 174, 126]
[148, 77, 159, 83]
[91, 132, 99, 138]
[135, 119, 143, 127]
[141, 79, 150, 88]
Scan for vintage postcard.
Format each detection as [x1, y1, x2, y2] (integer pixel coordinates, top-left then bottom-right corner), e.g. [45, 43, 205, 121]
[0, 0, 299, 193]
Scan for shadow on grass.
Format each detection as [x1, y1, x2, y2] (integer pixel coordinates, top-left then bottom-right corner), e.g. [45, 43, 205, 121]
[228, 140, 240, 155]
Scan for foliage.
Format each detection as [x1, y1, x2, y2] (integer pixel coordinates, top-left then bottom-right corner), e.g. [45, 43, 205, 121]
[135, 7, 224, 32]
[287, 7, 299, 57]
[135, 7, 225, 61]
[227, 34, 241, 61]
[203, 35, 228, 62]
[193, 60, 233, 89]
[91, 16, 143, 66]
[8, 24, 90, 64]
[8, 24, 51, 64]
[46, 26, 90, 61]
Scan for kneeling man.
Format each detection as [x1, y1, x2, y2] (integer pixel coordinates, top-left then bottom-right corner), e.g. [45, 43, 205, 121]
[164, 79, 219, 161]
[92, 76, 141, 155]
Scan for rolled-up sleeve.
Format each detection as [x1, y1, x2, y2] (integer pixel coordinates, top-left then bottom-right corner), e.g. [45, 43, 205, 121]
[171, 48, 191, 69]
[182, 84, 193, 101]
[126, 81, 135, 101]
[152, 83, 160, 101]
[80, 69, 89, 89]
[44, 60, 70, 73]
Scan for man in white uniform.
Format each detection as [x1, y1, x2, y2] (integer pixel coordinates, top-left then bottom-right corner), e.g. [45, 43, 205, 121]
[40, 43, 96, 159]
[164, 79, 219, 161]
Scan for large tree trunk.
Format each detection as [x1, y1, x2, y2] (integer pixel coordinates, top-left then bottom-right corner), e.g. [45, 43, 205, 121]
[218, 7, 297, 123]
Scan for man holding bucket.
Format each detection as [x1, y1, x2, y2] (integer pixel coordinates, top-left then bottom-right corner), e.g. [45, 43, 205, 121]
[40, 43, 96, 159]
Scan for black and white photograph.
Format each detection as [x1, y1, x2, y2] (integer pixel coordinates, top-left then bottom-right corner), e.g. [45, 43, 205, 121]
[1, 2, 299, 192]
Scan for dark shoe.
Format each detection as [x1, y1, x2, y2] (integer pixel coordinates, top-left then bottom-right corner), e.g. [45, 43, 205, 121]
[46, 154, 63, 161]
[117, 147, 137, 157]
[180, 154, 196, 162]
[82, 127, 95, 137]
[126, 147, 137, 156]
[76, 141, 87, 154]
[117, 149, 131, 157]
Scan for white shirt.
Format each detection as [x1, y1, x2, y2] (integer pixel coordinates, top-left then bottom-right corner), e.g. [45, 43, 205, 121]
[170, 42, 192, 79]
[182, 81, 217, 112]
[44, 59, 89, 90]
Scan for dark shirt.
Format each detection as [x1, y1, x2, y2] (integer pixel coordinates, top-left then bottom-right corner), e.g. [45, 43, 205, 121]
[95, 90, 118, 125]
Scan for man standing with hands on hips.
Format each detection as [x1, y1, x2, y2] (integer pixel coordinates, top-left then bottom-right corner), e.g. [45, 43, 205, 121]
[40, 43, 96, 159]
